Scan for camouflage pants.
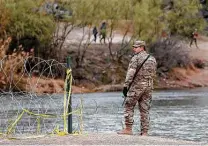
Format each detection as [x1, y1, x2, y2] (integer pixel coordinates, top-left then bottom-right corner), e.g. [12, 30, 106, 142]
[124, 90, 152, 133]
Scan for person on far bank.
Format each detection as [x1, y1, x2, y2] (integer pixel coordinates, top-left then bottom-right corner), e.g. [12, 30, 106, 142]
[190, 29, 199, 49]
[117, 40, 157, 136]
[100, 22, 107, 44]
[92, 26, 98, 42]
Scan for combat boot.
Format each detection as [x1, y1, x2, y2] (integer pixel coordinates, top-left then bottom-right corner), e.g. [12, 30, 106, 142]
[117, 126, 133, 135]
[141, 130, 148, 136]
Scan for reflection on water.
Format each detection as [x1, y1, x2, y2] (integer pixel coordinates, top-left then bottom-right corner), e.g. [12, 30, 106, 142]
[0, 87, 208, 143]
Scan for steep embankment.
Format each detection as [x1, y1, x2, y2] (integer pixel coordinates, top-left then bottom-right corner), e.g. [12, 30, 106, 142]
[180, 37, 208, 87]
[157, 36, 208, 89]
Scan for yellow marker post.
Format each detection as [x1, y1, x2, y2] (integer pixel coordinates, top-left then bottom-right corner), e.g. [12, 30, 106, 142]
[66, 56, 72, 133]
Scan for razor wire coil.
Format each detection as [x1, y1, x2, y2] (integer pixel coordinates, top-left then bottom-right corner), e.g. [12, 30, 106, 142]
[0, 56, 83, 138]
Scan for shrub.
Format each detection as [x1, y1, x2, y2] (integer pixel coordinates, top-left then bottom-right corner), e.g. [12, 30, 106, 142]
[0, 38, 28, 91]
[149, 37, 192, 76]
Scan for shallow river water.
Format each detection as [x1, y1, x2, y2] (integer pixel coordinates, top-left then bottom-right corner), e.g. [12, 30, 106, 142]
[74, 87, 208, 143]
[0, 87, 208, 143]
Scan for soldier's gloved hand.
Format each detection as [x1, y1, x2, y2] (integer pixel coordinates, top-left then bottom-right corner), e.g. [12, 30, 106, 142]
[123, 87, 128, 97]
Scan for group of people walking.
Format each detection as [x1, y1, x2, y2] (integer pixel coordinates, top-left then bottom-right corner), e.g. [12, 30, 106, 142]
[92, 22, 107, 44]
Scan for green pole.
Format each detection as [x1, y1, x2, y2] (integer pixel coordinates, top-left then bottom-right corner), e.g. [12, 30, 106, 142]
[66, 56, 72, 133]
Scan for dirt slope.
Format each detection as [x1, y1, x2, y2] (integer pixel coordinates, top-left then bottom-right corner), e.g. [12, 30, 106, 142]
[163, 36, 208, 89]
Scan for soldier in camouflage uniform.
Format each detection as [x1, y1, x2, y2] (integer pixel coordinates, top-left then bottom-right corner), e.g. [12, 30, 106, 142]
[118, 40, 157, 136]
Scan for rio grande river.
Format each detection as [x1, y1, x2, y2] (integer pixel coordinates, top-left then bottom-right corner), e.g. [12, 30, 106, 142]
[75, 88, 208, 143]
[0, 87, 207, 144]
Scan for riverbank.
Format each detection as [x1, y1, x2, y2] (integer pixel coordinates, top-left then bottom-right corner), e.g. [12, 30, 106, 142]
[0, 133, 204, 145]
[1, 33, 208, 94]
[71, 37, 208, 94]
[20, 40, 208, 94]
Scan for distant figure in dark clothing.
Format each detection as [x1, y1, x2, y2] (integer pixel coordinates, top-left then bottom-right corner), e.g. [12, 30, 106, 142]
[92, 26, 98, 42]
[100, 22, 107, 44]
[190, 29, 199, 49]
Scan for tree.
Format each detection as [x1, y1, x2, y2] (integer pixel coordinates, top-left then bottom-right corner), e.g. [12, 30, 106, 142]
[48, 0, 103, 63]
[166, 0, 206, 37]
[132, 0, 165, 43]
[2, 0, 55, 54]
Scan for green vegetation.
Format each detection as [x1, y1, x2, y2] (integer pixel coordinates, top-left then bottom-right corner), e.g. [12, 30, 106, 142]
[0, 0, 207, 90]
[0, 0, 206, 52]
[1, 0, 55, 44]
[166, 0, 206, 37]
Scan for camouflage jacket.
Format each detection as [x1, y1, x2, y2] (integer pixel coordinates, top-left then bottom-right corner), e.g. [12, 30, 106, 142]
[124, 51, 157, 96]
